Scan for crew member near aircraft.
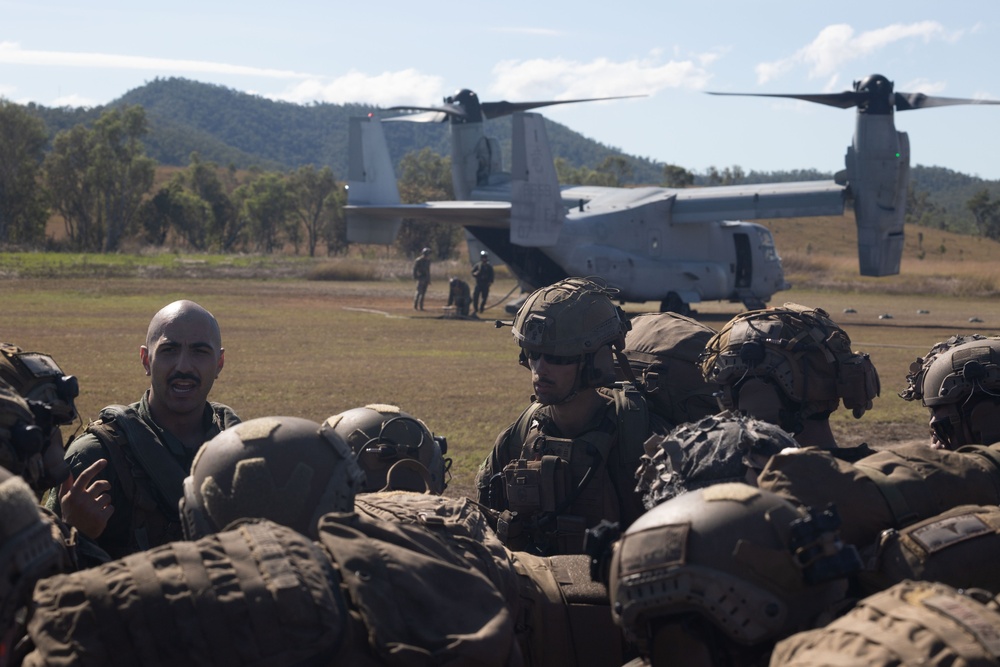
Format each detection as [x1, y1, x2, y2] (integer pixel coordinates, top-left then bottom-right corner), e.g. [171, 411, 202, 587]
[471, 250, 494, 314]
[413, 247, 431, 311]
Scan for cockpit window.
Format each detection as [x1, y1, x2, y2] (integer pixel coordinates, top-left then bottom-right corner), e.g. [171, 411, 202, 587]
[757, 228, 778, 261]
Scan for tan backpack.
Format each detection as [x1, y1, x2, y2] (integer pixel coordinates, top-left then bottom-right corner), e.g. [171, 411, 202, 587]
[772, 580, 1000, 666]
[756, 442, 1000, 548]
[315, 509, 523, 667]
[617, 312, 720, 427]
[25, 520, 345, 667]
[861, 504, 1000, 596]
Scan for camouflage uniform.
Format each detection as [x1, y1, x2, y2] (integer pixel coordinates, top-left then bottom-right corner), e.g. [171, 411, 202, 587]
[475, 278, 669, 555]
[471, 252, 495, 313]
[54, 391, 240, 559]
[447, 277, 472, 317]
[412, 248, 431, 311]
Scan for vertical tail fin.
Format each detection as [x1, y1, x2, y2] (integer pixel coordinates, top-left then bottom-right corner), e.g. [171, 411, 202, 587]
[843, 114, 907, 276]
[346, 116, 402, 244]
[510, 113, 564, 247]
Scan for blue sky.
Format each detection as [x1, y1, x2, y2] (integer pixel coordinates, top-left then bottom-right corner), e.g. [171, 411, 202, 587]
[3, 1, 1000, 179]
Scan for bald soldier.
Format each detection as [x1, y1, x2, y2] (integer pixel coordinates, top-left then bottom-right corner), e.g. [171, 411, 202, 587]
[52, 300, 241, 559]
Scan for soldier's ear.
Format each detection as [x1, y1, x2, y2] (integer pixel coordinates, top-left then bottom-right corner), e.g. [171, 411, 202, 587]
[140, 345, 151, 376]
[216, 349, 225, 377]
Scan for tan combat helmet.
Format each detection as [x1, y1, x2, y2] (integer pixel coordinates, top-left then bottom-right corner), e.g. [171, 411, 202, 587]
[180, 416, 366, 540]
[512, 277, 631, 389]
[608, 484, 860, 664]
[701, 304, 879, 434]
[325, 404, 451, 494]
[906, 336, 1000, 448]
[0, 343, 80, 489]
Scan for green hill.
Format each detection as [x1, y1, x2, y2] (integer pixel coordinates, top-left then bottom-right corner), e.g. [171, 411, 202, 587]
[28, 77, 664, 183]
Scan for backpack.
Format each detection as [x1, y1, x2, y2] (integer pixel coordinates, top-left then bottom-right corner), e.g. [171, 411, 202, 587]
[351, 493, 622, 667]
[862, 504, 1000, 596]
[25, 521, 345, 667]
[772, 580, 1000, 667]
[617, 312, 720, 427]
[757, 442, 1000, 548]
[316, 510, 522, 666]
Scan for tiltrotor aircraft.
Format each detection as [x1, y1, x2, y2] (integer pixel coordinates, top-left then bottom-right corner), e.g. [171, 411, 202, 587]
[345, 75, 999, 313]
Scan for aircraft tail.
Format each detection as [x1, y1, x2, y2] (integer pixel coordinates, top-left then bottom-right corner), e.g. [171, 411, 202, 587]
[841, 114, 908, 276]
[509, 113, 564, 247]
[346, 116, 402, 244]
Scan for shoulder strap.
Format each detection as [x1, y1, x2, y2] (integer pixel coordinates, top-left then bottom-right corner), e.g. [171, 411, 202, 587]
[612, 383, 649, 471]
[92, 405, 187, 520]
[513, 401, 545, 458]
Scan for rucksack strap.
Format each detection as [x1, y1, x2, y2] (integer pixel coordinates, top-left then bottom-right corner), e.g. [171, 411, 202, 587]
[95, 405, 188, 520]
[612, 383, 649, 474]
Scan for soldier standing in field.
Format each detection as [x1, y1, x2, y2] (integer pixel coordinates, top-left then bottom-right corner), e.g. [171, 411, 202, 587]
[412, 247, 431, 311]
[471, 250, 495, 314]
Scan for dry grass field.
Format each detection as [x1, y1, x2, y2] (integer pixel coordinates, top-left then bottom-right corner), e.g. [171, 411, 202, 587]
[2, 216, 999, 498]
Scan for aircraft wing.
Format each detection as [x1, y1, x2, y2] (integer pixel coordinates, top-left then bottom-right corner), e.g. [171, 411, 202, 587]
[670, 180, 846, 223]
[344, 201, 511, 228]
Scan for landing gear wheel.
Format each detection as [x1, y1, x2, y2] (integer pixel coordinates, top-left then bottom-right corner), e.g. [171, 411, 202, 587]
[660, 293, 690, 316]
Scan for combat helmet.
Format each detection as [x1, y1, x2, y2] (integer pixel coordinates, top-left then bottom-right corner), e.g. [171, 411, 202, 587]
[180, 416, 366, 540]
[636, 411, 800, 510]
[0, 343, 79, 489]
[907, 336, 1000, 448]
[701, 303, 880, 434]
[325, 404, 451, 494]
[608, 484, 859, 663]
[512, 277, 631, 389]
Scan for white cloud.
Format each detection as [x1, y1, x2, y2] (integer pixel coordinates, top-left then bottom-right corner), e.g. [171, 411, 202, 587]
[0, 41, 313, 79]
[900, 78, 947, 95]
[270, 69, 446, 106]
[487, 53, 714, 100]
[756, 21, 949, 84]
[50, 93, 99, 108]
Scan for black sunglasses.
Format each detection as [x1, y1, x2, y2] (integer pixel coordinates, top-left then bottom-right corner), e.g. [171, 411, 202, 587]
[526, 350, 581, 365]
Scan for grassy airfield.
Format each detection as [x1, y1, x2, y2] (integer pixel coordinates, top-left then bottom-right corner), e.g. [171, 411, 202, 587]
[1, 216, 998, 497]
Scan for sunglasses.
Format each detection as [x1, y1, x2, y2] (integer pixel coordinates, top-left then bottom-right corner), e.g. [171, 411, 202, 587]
[526, 350, 581, 365]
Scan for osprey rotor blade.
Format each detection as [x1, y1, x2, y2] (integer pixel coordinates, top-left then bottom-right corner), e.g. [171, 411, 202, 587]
[383, 104, 465, 123]
[707, 91, 866, 110]
[481, 94, 645, 120]
[893, 92, 1000, 111]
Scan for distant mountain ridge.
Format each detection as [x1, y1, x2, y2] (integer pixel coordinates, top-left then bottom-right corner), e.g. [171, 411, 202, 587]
[28, 77, 666, 183]
[24, 77, 1000, 232]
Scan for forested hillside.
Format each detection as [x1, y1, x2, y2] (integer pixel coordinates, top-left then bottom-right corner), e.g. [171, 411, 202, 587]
[29, 77, 665, 184]
[16, 77, 1000, 246]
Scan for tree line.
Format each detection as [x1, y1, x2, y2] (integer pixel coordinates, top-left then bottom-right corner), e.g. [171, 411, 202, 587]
[0, 101, 465, 258]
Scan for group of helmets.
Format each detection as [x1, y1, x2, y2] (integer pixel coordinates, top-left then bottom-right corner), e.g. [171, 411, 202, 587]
[181, 404, 451, 540]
